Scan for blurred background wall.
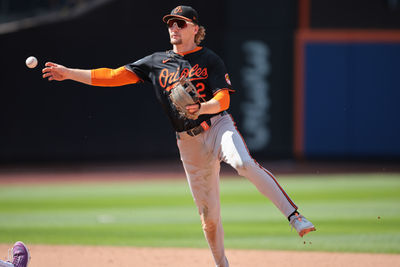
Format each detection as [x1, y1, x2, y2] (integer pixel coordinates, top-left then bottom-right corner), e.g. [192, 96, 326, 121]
[0, 0, 399, 165]
[294, 0, 400, 160]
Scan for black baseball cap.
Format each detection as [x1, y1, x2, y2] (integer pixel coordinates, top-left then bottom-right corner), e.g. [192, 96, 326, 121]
[163, 5, 199, 25]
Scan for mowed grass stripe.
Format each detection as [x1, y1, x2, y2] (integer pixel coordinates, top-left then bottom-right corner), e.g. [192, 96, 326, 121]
[0, 174, 399, 253]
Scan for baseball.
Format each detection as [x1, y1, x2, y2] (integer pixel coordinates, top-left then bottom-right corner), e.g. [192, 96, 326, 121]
[25, 56, 38, 68]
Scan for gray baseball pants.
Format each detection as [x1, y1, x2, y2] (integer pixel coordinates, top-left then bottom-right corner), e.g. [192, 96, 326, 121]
[177, 113, 298, 267]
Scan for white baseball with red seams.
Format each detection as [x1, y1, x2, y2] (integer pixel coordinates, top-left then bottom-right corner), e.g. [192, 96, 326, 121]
[25, 56, 38, 68]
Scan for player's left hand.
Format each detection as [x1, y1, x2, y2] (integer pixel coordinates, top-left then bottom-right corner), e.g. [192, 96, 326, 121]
[186, 103, 201, 116]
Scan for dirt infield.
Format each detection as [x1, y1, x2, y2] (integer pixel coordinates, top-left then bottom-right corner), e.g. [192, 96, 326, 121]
[1, 159, 399, 185]
[1, 244, 400, 267]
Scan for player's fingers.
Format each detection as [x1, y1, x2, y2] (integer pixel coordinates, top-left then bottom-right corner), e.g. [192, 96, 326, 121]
[42, 72, 52, 78]
[42, 67, 52, 73]
[186, 104, 198, 110]
[186, 105, 200, 114]
[45, 62, 57, 67]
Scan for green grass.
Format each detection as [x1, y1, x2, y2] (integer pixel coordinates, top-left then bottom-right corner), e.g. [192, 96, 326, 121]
[0, 173, 399, 253]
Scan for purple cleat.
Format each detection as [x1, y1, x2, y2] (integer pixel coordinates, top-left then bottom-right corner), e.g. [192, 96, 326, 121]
[12, 242, 30, 267]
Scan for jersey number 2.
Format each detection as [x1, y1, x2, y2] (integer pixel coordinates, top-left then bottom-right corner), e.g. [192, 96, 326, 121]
[196, 83, 206, 98]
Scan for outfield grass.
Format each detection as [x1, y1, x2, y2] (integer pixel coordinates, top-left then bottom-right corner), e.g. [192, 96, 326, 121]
[0, 173, 399, 253]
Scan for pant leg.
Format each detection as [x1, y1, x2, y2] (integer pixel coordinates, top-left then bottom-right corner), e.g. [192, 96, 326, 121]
[215, 115, 298, 217]
[177, 134, 229, 267]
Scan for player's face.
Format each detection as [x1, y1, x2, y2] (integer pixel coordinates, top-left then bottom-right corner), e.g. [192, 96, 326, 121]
[167, 19, 198, 45]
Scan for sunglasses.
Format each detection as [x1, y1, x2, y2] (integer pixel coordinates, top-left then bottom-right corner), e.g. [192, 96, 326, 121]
[167, 19, 194, 29]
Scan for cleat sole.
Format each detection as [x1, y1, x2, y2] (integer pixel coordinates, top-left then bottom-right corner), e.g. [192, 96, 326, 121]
[299, 227, 316, 237]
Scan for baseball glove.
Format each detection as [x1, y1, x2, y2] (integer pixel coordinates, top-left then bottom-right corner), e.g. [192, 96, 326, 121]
[169, 77, 204, 120]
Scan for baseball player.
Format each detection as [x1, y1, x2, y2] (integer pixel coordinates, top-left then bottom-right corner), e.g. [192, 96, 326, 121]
[42, 5, 315, 267]
[0, 241, 30, 267]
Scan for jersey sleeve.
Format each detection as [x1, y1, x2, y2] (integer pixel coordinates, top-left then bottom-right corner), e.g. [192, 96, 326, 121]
[91, 67, 141, 86]
[125, 55, 153, 82]
[208, 54, 235, 95]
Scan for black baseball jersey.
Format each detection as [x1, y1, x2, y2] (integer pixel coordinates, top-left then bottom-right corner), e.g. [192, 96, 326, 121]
[125, 47, 234, 132]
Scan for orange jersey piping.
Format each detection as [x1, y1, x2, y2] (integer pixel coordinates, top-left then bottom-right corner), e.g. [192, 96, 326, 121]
[227, 114, 298, 211]
[178, 46, 203, 56]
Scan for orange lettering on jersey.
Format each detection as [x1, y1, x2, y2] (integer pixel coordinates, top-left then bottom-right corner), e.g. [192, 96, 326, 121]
[189, 64, 198, 77]
[159, 69, 168, 88]
[201, 68, 208, 77]
[159, 65, 208, 91]
[172, 67, 180, 83]
[195, 67, 202, 77]
[180, 68, 189, 79]
[166, 81, 179, 92]
[168, 72, 175, 84]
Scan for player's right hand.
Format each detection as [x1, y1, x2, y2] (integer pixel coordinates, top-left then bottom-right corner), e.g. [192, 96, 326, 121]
[42, 62, 68, 81]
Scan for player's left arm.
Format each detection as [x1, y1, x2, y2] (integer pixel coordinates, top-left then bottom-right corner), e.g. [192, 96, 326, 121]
[186, 89, 230, 115]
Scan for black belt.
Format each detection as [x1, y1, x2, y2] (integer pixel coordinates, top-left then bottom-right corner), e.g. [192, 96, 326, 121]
[184, 111, 228, 137]
[186, 119, 211, 136]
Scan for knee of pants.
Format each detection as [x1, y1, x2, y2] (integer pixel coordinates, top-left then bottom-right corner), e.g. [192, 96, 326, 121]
[232, 158, 256, 177]
[201, 216, 218, 233]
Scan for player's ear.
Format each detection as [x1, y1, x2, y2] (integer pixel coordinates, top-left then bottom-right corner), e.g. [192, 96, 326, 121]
[193, 25, 199, 35]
